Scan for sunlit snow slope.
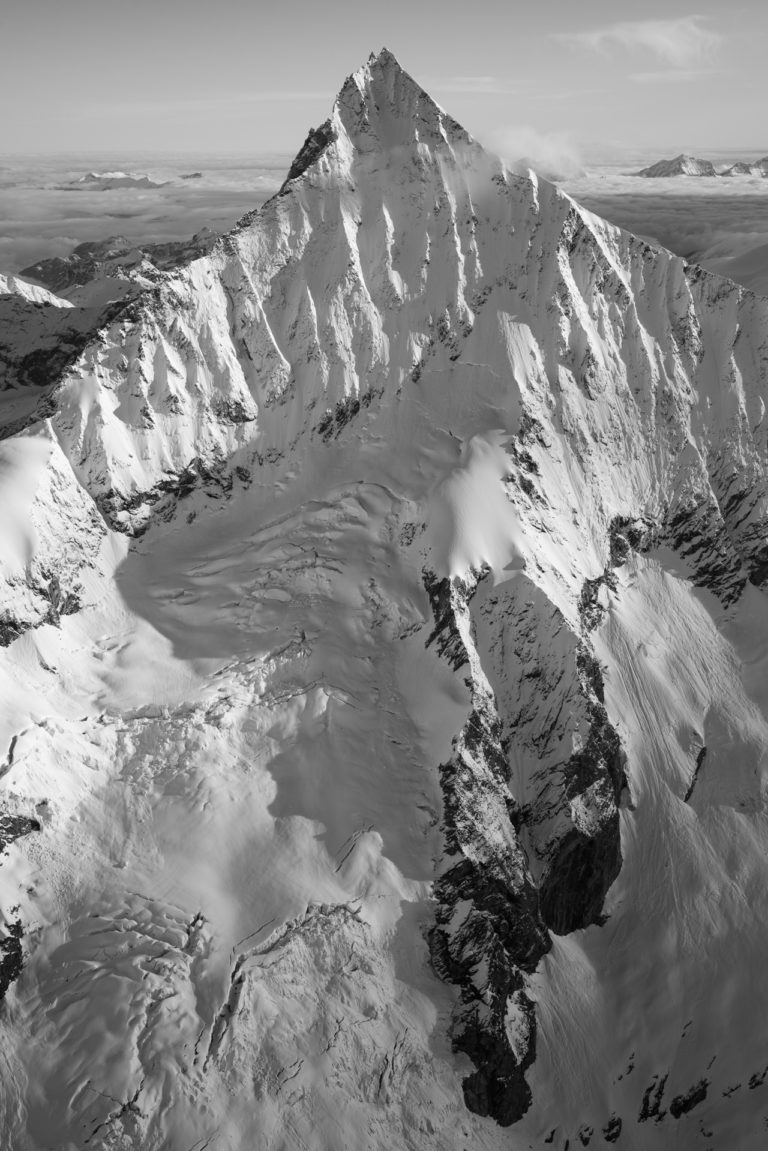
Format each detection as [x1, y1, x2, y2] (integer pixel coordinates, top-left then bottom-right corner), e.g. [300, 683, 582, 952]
[3, 49, 768, 1151]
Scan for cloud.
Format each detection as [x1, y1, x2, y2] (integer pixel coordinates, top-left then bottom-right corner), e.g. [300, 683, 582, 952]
[0, 161, 284, 275]
[0, 234, 81, 276]
[629, 67, 724, 84]
[556, 16, 721, 68]
[487, 126, 584, 180]
[427, 76, 517, 95]
[564, 183, 768, 269]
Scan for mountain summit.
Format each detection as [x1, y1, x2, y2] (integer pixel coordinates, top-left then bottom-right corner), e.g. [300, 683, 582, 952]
[2, 49, 768, 1150]
[635, 152, 718, 177]
[283, 49, 474, 189]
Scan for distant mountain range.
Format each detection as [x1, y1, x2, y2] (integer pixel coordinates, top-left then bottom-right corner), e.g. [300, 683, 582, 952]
[19, 229, 217, 307]
[636, 153, 768, 177]
[54, 170, 168, 191]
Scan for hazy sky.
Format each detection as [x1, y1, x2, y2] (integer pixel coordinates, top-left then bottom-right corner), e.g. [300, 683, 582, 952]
[1, 0, 766, 157]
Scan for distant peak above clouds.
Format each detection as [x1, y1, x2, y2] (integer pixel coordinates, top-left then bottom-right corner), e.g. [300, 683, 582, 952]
[55, 171, 168, 191]
[636, 153, 718, 177]
[635, 153, 768, 178]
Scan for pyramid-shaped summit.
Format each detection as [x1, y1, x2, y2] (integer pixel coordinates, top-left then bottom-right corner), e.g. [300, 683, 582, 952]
[282, 47, 475, 189]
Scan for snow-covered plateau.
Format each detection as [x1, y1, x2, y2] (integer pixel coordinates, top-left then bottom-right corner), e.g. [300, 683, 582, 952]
[2, 48, 768, 1150]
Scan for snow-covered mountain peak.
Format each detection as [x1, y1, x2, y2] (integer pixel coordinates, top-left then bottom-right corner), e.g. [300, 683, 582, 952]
[636, 153, 718, 177]
[335, 47, 471, 150]
[282, 47, 476, 191]
[5, 52, 768, 1151]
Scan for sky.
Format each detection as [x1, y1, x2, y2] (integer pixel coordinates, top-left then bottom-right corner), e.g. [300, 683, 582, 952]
[1, 0, 766, 157]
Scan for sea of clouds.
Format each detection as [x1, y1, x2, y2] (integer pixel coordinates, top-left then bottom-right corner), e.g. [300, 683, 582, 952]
[0, 153, 289, 273]
[557, 150, 768, 286]
[1, 148, 767, 293]
[487, 131, 768, 280]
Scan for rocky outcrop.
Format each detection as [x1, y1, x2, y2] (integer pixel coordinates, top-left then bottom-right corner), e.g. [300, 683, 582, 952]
[0, 569, 81, 646]
[0, 920, 24, 1003]
[472, 574, 627, 927]
[602, 1114, 622, 1142]
[425, 570, 550, 1125]
[669, 1079, 709, 1117]
[0, 810, 41, 1002]
[424, 562, 629, 1123]
[282, 121, 337, 187]
[20, 229, 217, 302]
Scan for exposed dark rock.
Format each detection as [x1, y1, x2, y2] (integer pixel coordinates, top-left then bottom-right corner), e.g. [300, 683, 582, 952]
[603, 1114, 622, 1142]
[0, 571, 82, 648]
[0, 920, 24, 1002]
[20, 232, 217, 297]
[665, 501, 746, 606]
[608, 516, 655, 567]
[282, 120, 336, 187]
[608, 506, 751, 607]
[0, 619, 25, 647]
[2, 735, 18, 775]
[684, 746, 707, 803]
[13, 332, 93, 388]
[315, 391, 373, 441]
[42, 571, 81, 625]
[577, 1123, 593, 1145]
[424, 564, 630, 1121]
[0, 818, 40, 1002]
[94, 456, 233, 535]
[539, 816, 621, 935]
[0, 297, 127, 395]
[457, 982, 537, 1125]
[538, 641, 626, 935]
[669, 1079, 708, 1117]
[748, 1066, 768, 1089]
[639, 1073, 668, 1122]
[423, 572, 471, 670]
[211, 397, 256, 425]
[424, 569, 550, 1125]
[431, 858, 549, 978]
[578, 570, 617, 633]
[0, 812, 41, 854]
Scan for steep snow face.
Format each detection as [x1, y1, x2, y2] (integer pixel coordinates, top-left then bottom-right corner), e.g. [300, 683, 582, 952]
[0, 425, 111, 647]
[3, 47, 768, 1151]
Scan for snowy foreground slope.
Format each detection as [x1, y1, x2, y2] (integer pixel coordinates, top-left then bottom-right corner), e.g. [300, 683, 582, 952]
[3, 49, 768, 1150]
